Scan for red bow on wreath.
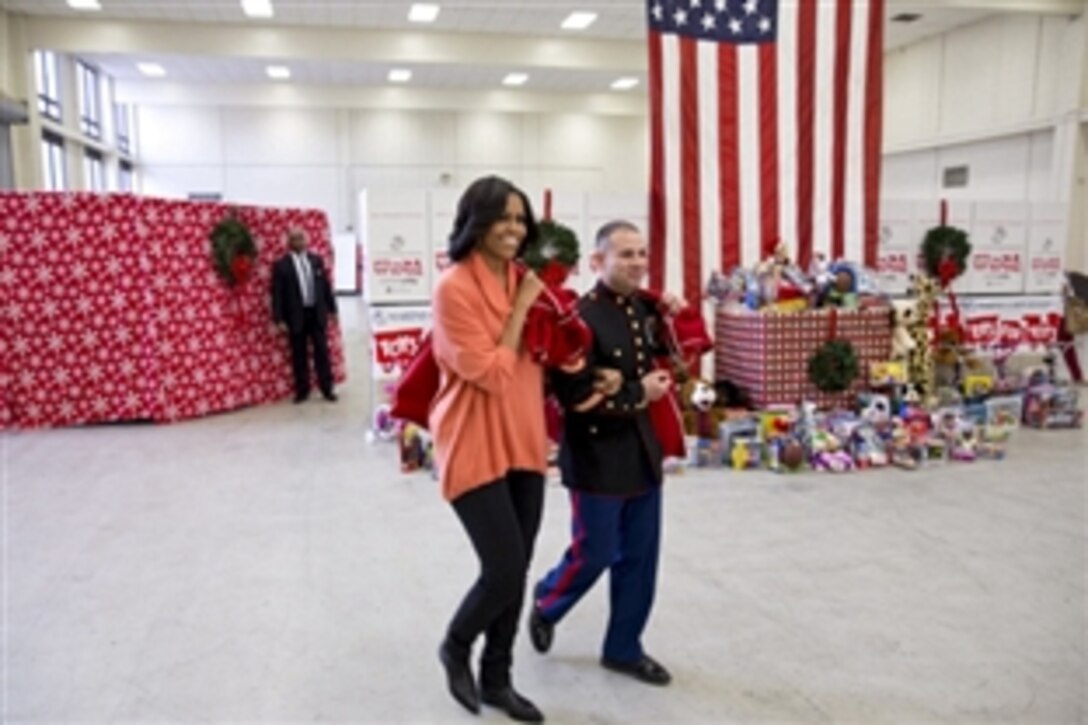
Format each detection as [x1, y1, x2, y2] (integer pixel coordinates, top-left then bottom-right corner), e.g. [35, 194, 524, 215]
[230, 256, 254, 285]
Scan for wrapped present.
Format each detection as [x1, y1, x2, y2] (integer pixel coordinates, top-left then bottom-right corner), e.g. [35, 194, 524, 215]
[715, 308, 892, 409]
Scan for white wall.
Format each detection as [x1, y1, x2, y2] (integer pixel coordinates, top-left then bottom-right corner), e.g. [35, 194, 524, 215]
[883, 130, 1058, 201]
[883, 13, 1084, 150]
[881, 11, 1086, 272]
[136, 104, 649, 233]
[0, 9, 11, 98]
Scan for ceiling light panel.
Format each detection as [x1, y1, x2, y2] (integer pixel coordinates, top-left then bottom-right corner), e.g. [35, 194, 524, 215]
[67, 0, 102, 9]
[611, 77, 639, 90]
[408, 4, 440, 23]
[561, 12, 597, 30]
[388, 69, 413, 83]
[136, 62, 166, 77]
[266, 65, 291, 79]
[502, 73, 529, 86]
[241, 0, 274, 18]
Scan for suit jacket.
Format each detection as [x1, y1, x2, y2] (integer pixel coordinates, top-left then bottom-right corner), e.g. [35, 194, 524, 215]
[550, 282, 667, 496]
[271, 251, 338, 334]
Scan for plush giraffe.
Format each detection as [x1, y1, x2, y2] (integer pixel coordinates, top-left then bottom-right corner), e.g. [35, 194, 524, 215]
[906, 274, 938, 396]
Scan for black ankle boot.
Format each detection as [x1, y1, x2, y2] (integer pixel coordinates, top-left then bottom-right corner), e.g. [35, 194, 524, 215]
[480, 685, 544, 722]
[438, 640, 479, 714]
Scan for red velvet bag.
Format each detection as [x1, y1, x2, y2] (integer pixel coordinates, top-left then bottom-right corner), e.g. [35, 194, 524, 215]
[637, 290, 714, 459]
[389, 331, 440, 429]
[390, 266, 590, 430]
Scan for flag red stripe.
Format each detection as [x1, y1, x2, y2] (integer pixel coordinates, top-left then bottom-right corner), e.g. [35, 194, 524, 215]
[864, 0, 885, 267]
[758, 42, 779, 260]
[647, 30, 666, 292]
[679, 36, 702, 307]
[831, 0, 853, 260]
[795, 0, 817, 271]
[718, 43, 740, 272]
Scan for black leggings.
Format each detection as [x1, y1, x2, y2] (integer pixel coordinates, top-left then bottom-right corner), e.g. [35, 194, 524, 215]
[446, 469, 545, 689]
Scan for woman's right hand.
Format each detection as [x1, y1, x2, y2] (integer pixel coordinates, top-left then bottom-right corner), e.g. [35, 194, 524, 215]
[514, 269, 546, 311]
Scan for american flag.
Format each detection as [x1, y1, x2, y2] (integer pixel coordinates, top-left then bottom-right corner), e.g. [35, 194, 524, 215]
[646, 0, 885, 304]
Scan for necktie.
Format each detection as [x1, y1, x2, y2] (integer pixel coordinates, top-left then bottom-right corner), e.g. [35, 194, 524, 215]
[298, 254, 313, 306]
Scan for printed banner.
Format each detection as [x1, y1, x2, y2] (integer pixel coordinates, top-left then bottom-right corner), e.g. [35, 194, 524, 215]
[934, 295, 1062, 352]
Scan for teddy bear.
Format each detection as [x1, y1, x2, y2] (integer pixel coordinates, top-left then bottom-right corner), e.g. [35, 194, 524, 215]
[681, 377, 725, 439]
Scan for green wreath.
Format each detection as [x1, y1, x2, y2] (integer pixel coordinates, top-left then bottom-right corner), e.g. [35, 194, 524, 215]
[808, 339, 860, 393]
[921, 225, 971, 281]
[522, 219, 580, 272]
[209, 210, 257, 286]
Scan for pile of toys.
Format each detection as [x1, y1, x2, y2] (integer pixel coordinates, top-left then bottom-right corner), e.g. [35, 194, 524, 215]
[705, 244, 888, 314]
[688, 385, 1017, 474]
[681, 348, 1083, 474]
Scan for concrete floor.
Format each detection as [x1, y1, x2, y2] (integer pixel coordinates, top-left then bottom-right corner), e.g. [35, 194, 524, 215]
[4, 296, 1086, 724]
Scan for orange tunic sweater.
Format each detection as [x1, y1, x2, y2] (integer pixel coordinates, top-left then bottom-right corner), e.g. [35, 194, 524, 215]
[429, 252, 547, 501]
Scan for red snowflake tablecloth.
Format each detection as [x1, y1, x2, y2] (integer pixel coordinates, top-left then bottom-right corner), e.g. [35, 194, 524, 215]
[0, 192, 345, 430]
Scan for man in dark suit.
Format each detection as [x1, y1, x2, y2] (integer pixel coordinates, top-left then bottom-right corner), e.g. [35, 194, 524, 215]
[528, 220, 679, 687]
[271, 229, 338, 403]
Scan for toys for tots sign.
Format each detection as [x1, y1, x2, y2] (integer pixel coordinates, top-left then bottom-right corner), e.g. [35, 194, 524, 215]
[368, 306, 432, 377]
[373, 327, 425, 374]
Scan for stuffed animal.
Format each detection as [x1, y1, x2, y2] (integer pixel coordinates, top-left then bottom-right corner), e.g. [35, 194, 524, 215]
[681, 377, 724, 439]
[858, 392, 892, 428]
[713, 378, 750, 410]
[890, 300, 917, 362]
[906, 274, 938, 395]
[822, 263, 858, 309]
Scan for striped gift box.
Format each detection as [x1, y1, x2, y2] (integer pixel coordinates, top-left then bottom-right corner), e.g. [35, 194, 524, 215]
[714, 308, 893, 410]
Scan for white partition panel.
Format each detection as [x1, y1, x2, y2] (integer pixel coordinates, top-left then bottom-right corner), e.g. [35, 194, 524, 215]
[968, 201, 1027, 295]
[360, 188, 431, 304]
[1025, 203, 1067, 294]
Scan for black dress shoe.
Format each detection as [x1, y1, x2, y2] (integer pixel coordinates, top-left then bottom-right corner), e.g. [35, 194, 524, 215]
[293, 394, 309, 404]
[322, 391, 338, 402]
[480, 686, 544, 722]
[527, 607, 553, 654]
[600, 654, 672, 686]
[438, 642, 479, 714]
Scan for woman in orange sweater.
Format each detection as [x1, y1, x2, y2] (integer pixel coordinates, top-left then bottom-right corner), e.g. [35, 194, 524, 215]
[431, 176, 548, 722]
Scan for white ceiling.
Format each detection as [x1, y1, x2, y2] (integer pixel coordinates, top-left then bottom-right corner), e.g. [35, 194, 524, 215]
[1, 0, 1080, 93]
[13, 1, 648, 40]
[80, 51, 649, 93]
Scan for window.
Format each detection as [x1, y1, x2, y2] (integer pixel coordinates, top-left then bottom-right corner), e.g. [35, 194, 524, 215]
[115, 103, 131, 154]
[40, 131, 66, 190]
[77, 61, 101, 138]
[84, 148, 104, 191]
[34, 51, 62, 121]
[118, 160, 134, 192]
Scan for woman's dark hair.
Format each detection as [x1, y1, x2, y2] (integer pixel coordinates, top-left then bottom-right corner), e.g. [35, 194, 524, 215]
[448, 175, 538, 263]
